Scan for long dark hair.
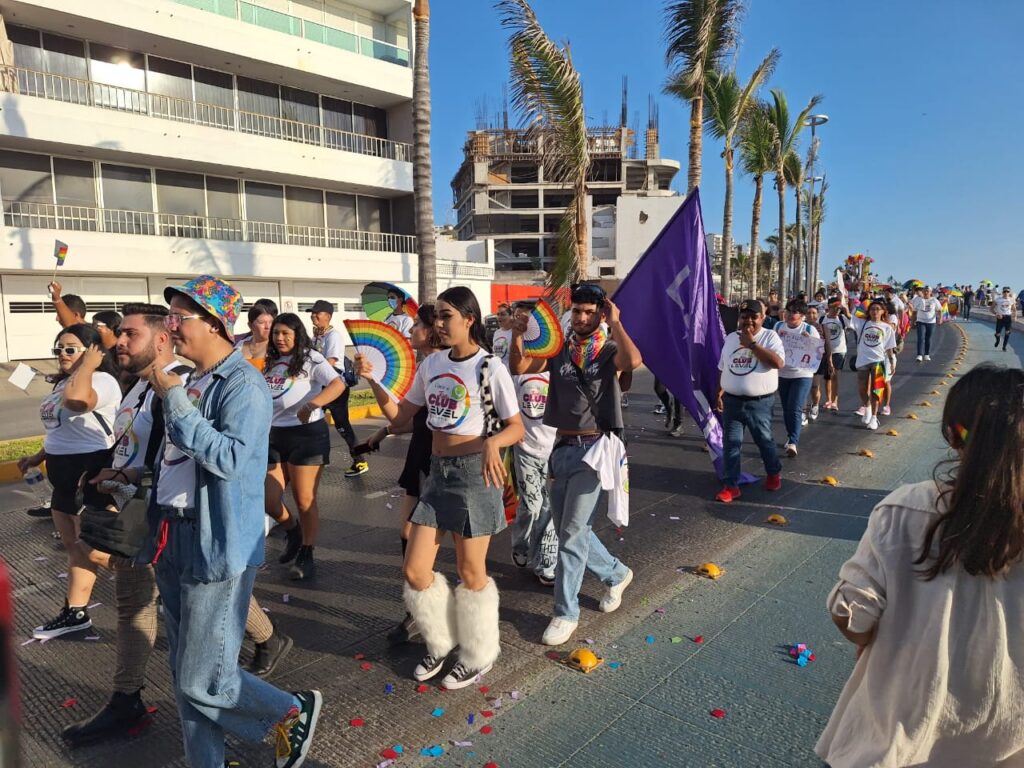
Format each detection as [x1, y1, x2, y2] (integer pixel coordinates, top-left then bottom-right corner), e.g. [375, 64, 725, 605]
[266, 313, 314, 378]
[915, 364, 1024, 579]
[437, 286, 488, 350]
[52, 323, 118, 383]
[417, 303, 445, 350]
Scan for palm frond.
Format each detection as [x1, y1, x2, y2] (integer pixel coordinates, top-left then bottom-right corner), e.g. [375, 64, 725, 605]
[664, 0, 744, 93]
[545, 195, 583, 293]
[783, 148, 802, 187]
[729, 49, 779, 142]
[702, 68, 740, 141]
[738, 101, 776, 177]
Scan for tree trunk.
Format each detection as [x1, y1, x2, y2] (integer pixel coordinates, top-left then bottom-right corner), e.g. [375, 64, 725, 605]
[793, 186, 802, 296]
[776, 175, 786, 297]
[688, 96, 703, 193]
[575, 180, 588, 282]
[413, 0, 436, 303]
[749, 174, 763, 299]
[721, 145, 734, 303]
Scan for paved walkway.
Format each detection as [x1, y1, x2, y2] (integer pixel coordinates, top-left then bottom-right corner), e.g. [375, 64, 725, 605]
[3, 317, 1013, 767]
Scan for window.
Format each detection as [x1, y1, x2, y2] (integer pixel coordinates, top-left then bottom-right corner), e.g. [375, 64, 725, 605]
[91, 44, 146, 112]
[41, 33, 87, 80]
[52, 158, 97, 230]
[280, 86, 319, 142]
[353, 103, 387, 139]
[544, 191, 571, 208]
[156, 170, 206, 236]
[193, 67, 234, 129]
[285, 186, 325, 245]
[509, 164, 538, 184]
[206, 176, 242, 240]
[101, 164, 154, 234]
[326, 191, 357, 229]
[244, 182, 285, 243]
[148, 57, 194, 120]
[0, 150, 53, 227]
[357, 196, 390, 232]
[237, 77, 279, 117]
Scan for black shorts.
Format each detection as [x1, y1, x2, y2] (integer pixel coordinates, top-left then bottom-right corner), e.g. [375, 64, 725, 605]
[996, 317, 1013, 334]
[824, 353, 846, 380]
[268, 420, 330, 467]
[399, 412, 433, 497]
[46, 449, 112, 515]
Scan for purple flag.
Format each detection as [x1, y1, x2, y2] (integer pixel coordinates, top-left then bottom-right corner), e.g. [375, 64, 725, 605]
[613, 189, 748, 481]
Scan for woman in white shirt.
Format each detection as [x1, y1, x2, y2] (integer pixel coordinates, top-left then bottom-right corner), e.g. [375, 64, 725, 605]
[263, 313, 345, 581]
[359, 286, 524, 690]
[818, 364, 1024, 767]
[911, 287, 940, 361]
[18, 324, 122, 640]
[854, 301, 897, 431]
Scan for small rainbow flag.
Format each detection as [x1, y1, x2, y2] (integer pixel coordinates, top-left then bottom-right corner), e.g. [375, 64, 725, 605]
[870, 362, 886, 400]
[53, 240, 68, 266]
[343, 319, 416, 402]
[523, 299, 564, 359]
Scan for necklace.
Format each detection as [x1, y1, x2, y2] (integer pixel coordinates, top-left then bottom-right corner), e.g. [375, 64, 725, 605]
[191, 350, 234, 382]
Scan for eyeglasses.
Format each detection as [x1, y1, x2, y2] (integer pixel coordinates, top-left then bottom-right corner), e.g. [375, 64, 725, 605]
[164, 313, 205, 331]
[52, 345, 86, 356]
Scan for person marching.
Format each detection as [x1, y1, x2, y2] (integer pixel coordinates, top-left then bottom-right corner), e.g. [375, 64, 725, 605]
[20, 324, 121, 640]
[140, 277, 321, 768]
[714, 299, 786, 503]
[264, 313, 346, 582]
[962, 285, 974, 320]
[309, 300, 367, 478]
[992, 286, 1017, 351]
[490, 303, 514, 365]
[361, 286, 524, 688]
[508, 303, 559, 587]
[237, 299, 278, 371]
[773, 299, 821, 457]
[805, 305, 834, 422]
[911, 286, 940, 361]
[821, 298, 849, 411]
[358, 304, 445, 645]
[384, 288, 414, 339]
[509, 283, 642, 647]
[854, 301, 897, 431]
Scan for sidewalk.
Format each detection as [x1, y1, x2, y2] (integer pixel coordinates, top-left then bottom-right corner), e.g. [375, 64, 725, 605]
[3, 318, 1002, 767]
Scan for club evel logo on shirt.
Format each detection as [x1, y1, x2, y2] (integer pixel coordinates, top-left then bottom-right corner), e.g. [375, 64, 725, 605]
[39, 391, 62, 430]
[827, 323, 842, 341]
[492, 335, 509, 360]
[265, 364, 296, 400]
[862, 327, 883, 347]
[518, 377, 548, 420]
[727, 347, 758, 376]
[113, 405, 139, 465]
[426, 372, 472, 430]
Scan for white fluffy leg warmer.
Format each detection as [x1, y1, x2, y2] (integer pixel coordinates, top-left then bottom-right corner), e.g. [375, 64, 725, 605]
[454, 577, 501, 670]
[403, 572, 455, 659]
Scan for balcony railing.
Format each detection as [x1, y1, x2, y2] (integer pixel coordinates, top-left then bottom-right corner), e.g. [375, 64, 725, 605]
[174, 0, 410, 67]
[8, 67, 412, 163]
[3, 201, 417, 254]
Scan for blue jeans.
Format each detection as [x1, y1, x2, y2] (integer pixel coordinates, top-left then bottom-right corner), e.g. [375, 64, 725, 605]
[777, 377, 813, 445]
[722, 394, 783, 487]
[916, 322, 935, 355]
[549, 443, 629, 621]
[511, 446, 557, 579]
[154, 516, 297, 768]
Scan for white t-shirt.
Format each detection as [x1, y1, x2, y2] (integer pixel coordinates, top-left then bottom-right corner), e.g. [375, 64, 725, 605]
[491, 328, 513, 367]
[774, 321, 821, 379]
[515, 372, 557, 459]
[583, 433, 629, 527]
[264, 351, 339, 427]
[822, 315, 848, 355]
[856, 321, 897, 365]
[111, 362, 182, 471]
[156, 371, 216, 509]
[312, 327, 345, 367]
[718, 328, 786, 397]
[993, 296, 1016, 318]
[386, 312, 414, 339]
[912, 296, 939, 323]
[41, 372, 121, 456]
[405, 349, 519, 436]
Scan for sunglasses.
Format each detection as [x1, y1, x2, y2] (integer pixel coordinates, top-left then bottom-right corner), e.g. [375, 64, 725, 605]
[570, 283, 607, 304]
[52, 345, 86, 356]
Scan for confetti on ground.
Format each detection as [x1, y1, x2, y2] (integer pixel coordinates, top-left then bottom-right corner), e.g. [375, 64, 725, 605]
[349, 718, 365, 727]
[480, 725, 493, 735]
[354, 653, 366, 660]
[481, 710, 494, 718]
[380, 748, 400, 759]
[584, 638, 595, 645]
[431, 707, 444, 717]
[545, 651, 561, 660]
[282, 594, 290, 603]
[510, 691, 521, 700]
[420, 745, 444, 757]
[478, 686, 490, 694]
[57, 572, 68, 579]
[360, 662, 372, 671]
[20, 638, 36, 646]
[645, 635, 656, 644]
[87, 602, 102, 609]
[33, 556, 47, 561]
[467, 713, 475, 725]
[377, 761, 395, 768]
[607, 662, 621, 669]
[146, 706, 158, 714]
[61, 698, 77, 708]
[694, 635, 705, 644]
[654, 607, 666, 614]
[485, 763, 499, 768]
[85, 636, 101, 641]
[710, 708, 726, 719]
[384, 684, 395, 695]
[669, 516, 680, 521]
[671, 637, 682, 644]
[492, 698, 502, 708]
[417, 684, 430, 693]
[452, 741, 473, 748]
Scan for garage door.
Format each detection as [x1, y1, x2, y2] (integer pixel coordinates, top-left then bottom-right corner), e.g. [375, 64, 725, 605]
[156, 278, 280, 339]
[2, 274, 148, 360]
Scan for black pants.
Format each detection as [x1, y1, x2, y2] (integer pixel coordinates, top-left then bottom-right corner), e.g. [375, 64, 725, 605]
[653, 379, 682, 428]
[963, 300, 971, 319]
[996, 316, 1012, 348]
[324, 387, 357, 463]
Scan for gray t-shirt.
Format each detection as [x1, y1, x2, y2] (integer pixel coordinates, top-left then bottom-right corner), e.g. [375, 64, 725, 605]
[544, 338, 622, 432]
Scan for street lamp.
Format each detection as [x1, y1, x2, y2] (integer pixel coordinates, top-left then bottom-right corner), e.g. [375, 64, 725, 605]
[803, 114, 829, 293]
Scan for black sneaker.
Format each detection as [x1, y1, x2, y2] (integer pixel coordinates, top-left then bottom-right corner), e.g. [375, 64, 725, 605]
[274, 690, 322, 768]
[62, 689, 148, 746]
[33, 604, 91, 640]
[511, 550, 529, 568]
[386, 612, 421, 645]
[247, 626, 294, 679]
[536, 573, 556, 587]
[27, 501, 52, 518]
[344, 460, 369, 478]
[289, 546, 316, 581]
[441, 660, 492, 690]
[412, 652, 447, 681]
[278, 525, 303, 564]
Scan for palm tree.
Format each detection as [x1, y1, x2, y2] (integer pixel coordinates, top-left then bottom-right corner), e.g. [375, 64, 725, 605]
[739, 102, 776, 298]
[663, 0, 743, 193]
[703, 50, 779, 303]
[497, 0, 590, 289]
[412, 0, 436, 302]
[766, 88, 823, 298]
[810, 175, 828, 291]
[783, 148, 803, 294]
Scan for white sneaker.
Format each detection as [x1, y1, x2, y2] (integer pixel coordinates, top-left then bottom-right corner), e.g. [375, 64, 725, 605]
[855, 406, 867, 417]
[801, 414, 809, 427]
[861, 408, 873, 425]
[542, 616, 578, 646]
[916, 355, 923, 362]
[600, 568, 634, 613]
[810, 405, 819, 420]
[880, 405, 891, 416]
[867, 416, 879, 430]
[925, 355, 932, 361]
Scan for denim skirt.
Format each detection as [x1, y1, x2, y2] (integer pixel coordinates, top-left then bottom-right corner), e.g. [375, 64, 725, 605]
[410, 453, 506, 538]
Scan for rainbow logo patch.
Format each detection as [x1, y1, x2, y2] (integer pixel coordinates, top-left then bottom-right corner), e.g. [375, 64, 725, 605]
[523, 299, 564, 360]
[343, 319, 416, 402]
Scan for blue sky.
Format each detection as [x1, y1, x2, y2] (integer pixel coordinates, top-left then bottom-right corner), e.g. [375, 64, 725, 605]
[428, 0, 1024, 290]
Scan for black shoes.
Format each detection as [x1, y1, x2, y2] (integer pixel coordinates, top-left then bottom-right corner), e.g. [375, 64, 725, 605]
[289, 546, 316, 581]
[386, 612, 422, 645]
[33, 604, 91, 640]
[61, 689, 148, 747]
[279, 525, 303, 564]
[248, 625, 294, 678]
[26, 501, 52, 518]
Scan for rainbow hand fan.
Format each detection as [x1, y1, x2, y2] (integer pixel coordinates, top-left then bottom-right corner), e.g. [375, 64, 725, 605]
[343, 320, 416, 403]
[522, 299, 564, 359]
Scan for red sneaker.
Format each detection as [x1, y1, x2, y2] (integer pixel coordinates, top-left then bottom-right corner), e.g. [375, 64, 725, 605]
[715, 486, 741, 503]
[764, 473, 782, 492]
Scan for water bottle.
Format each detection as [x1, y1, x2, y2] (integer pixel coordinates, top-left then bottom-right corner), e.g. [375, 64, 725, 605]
[22, 467, 50, 508]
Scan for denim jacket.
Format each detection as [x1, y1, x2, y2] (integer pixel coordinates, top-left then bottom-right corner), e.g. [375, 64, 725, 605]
[138, 351, 271, 583]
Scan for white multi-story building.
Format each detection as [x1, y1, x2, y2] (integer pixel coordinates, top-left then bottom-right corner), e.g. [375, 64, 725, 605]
[0, 0, 492, 361]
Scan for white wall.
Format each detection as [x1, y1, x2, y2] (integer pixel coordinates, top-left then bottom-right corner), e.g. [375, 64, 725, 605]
[613, 195, 685, 278]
